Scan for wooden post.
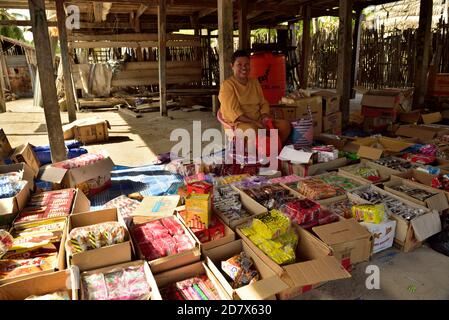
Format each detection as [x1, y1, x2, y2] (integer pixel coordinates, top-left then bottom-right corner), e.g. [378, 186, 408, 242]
[351, 10, 363, 99]
[0, 48, 5, 113]
[218, 0, 234, 85]
[413, 0, 433, 108]
[28, 0, 67, 162]
[300, 5, 311, 89]
[238, 0, 249, 50]
[56, 0, 77, 123]
[337, 0, 353, 125]
[158, 0, 167, 117]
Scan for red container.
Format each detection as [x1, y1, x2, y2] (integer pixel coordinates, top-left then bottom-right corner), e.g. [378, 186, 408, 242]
[250, 52, 286, 104]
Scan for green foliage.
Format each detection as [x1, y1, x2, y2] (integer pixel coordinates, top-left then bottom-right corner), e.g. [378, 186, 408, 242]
[0, 9, 25, 41]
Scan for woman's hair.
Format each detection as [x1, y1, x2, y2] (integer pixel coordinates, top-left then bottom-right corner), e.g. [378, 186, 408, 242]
[231, 49, 250, 65]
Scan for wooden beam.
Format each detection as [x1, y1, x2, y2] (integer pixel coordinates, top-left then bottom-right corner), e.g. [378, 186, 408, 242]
[350, 10, 363, 98]
[0, 50, 5, 113]
[56, 0, 77, 123]
[28, 0, 67, 162]
[190, 12, 200, 35]
[93, 2, 103, 22]
[136, 3, 149, 18]
[238, 0, 249, 50]
[336, 0, 353, 125]
[158, 0, 167, 116]
[218, 0, 233, 85]
[413, 0, 433, 108]
[68, 33, 200, 42]
[69, 39, 201, 48]
[300, 5, 311, 89]
[199, 8, 216, 18]
[0, 20, 57, 26]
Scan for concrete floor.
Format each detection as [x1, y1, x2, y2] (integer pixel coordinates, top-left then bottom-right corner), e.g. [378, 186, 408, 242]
[1, 98, 449, 300]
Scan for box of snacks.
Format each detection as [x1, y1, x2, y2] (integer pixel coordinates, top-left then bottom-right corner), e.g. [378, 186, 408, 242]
[339, 160, 392, 184]
[235, 210, 351, 300]
[130, 214, 201, 274]
[66, 208, 133, 272]
[77, 260, 162, 300]
[204, 239, 289, 300]
[155, 261, 230, 300]
[0, 268, 78, 300]
[0, 163, 35, 191]
[0, 173, 29, 226]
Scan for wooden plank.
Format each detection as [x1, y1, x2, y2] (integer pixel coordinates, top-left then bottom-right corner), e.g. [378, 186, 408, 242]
[68, 33, 200, 42]
[0, 20, 57, 26]
[159, 0, 167, 116]
[218, 0, 233, 85]
[69, 39, 201, 48]
[300, 5, 311, 89]
[111, 75, 200, 87]
[413, 0, 433, 108]
[28, 0, 66, 162]
[56, 0, 77, 123]
[118, 106, 142, 118]
[336, 0, 353, 125]
[238, 0, 249, 51]
[351, 10, 363, 98]
[0, 50, 5, 113]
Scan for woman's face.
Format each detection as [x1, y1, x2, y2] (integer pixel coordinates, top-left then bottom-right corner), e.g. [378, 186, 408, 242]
[231, 56, 250, 82]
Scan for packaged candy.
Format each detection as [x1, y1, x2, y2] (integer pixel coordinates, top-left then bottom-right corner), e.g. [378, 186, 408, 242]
[251, 210, 291, 240]
[0, 229, 13, 258]
[390, 184, 436, 202]
[268, 175, 302, 185]
[352, 204, 386, 224]
[52, 153, 106, 170]
[66, 221, 126, 255]
[345, 165, 382, 182]
[280, 198, 321, 225]
[374, 157, 421, 171]
[213, 185, 251, 223]
[0, 253, 57, 280]
[221, 252, 259, 289]
[103, 195, 141, 227]
[401, 153, 435, 165]
[317, 173, 362, 191]
[293, 178, 343, 200]
[326, 198, 354, 219]
[25, 291, 70, 300]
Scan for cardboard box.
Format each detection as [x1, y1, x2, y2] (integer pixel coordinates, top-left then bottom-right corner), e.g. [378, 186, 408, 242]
[132, 195, 181, 224]
[294, 97, 322, 136]
[395, 124, 449, 142]
[153, 260, 231, 300]
[66, 208, 133, 272]
[0, 269, 78, 300]
[360, 88, 414, 112]
[360, 220, 397, 254]
[0, 180, 29, 226]
[185, 193, 212, 229]
[281, 179, 347, 204]
[384, 179, 449, 213]
[270, 105, 297, 121]
[428, 73, 449, 96]
[39, 156, 114, 197]
[176, 208, 236, 251]
[315, 171, 371, 192]
[131, 214, 201, 274]
[322, 112, 342, 135]
[204, 239, 289, 300]
[0, 129, 12, 159]
[0, 163, 35, 191]
[78, 260, 162, 300]
[348, 185, 442, 252]
[281, 157, 348, 177]
[63, 117, 111, 143]
[236, 223, 351, 300]
[214, 185, 267, 230]
[10, 143, 40, 177]
[312, 218, 372, 267]
[338, 160, 392, 184]
[312, 90, 340, 115]
[345, 136, 414, 160]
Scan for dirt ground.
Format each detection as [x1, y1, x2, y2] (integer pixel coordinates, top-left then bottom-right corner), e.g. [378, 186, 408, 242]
[1, 98, 449, 300]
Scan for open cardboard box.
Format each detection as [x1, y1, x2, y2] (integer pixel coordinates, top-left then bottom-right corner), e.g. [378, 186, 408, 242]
[0, 163, 35, 191]
[131, 195, 181, 225]
[311, 90, 340, 116]
[77, 260, 162, 300]
[384, 179, 449, 213]
[204, 239, 289, 300]
[0, 268, 78, 300]
[366, 157, 422, 177]
[10, 143, 40, 177]
[39, 156, 114, 197]
[175, 206, 235, 251]
[0, 180, 29, 226]
[280, 157, 348, 177]
[348, 185, 442, 253]
[281, 178, 347, 204]
[359, 87, 414, 112]
[213, 185, 267, 230]
[311, 218, 372, 267]
[315, 133, 353, 150]
[344, 136, 414, 160]
[395, 124, 449, 143]
[67, 207, 134, 272]
[280, 96, 323, 135]
[154, 260, 231, 300]
[236, 223, 351, 300]
[315, 171, 371, 192]
[131, 213, 201, 274]
[0, 128, 12, 159]
[338, 160, 392, 184]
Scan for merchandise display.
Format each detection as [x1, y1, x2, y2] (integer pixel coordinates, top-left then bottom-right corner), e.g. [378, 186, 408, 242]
[66, 222, 126, 255]
[268, 174, 303, 184]
[343, 165, 382, 182]
[326, 198, 354, 219]
[13, 189, 76, 225]
[185, 193, 212, 229]
[0, 230, 13, 258]
[311, 145, 339, 163]
[52, 153, 106, 169]
[292, 178, 343, 200]
[351, 204, 387, 224]
[374, 157, 421, 171]
[103, 195, 141, 227]
[317, 173, 363, 191]
[132, 216, 194, 261]
[161, 275, 221, 300]
[0, 172, 27, 200]
[82, 264, 151, 300]
[221, 252, 260, 289]
[243, 184, 294, 210]
[389, 184, 437, 201]
[213, 185, 252, 223]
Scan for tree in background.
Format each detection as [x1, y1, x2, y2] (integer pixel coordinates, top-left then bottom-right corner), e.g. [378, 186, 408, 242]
[0, 9, 25, 41]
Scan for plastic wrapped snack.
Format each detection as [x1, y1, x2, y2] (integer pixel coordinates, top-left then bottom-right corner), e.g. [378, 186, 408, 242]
[222, 252, 260, 289]
[294, 178, 342, 200]
[66, 221, 126, 255]
[82, 273, 108, 300]
[318, 173, 362, 191]
[251, 210, 291, 240]
[0, 229, 13, 258]
[352, 204, 386, 224]
[25, 291, 70, 300]
[103, 195, 141, 227]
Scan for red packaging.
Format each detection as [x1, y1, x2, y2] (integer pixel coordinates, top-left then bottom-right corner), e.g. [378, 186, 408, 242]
[317, 210, 339, 226]
[282, 199, 321, 225]
[402, 153, 436, 165]
[161, 216, 184, 235]
[191, 228, 210, 243]
[187, 181, 213, 194]
[174, 234, 194, 252]
[208, 216, 225, 241]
